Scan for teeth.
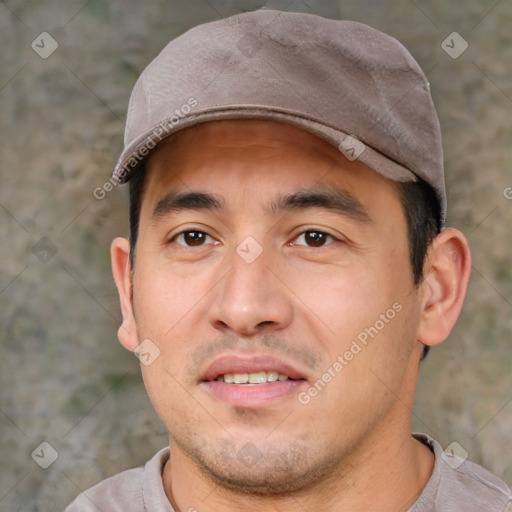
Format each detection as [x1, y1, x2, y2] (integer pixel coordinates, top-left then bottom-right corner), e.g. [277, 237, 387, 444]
[218, 371, 289, 384]
[248, 371, 267, 384]
[267, 371, 279, 382]
[233, 373, 249, 384]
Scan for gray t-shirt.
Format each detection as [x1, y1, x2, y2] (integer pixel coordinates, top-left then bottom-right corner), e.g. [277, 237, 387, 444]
[64, 434, 512, 511]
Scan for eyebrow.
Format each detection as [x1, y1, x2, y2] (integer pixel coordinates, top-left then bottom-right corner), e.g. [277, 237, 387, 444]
[269, 187, 371, 223]
[151, 187, 370, 223]
[152, 191, 225, 221]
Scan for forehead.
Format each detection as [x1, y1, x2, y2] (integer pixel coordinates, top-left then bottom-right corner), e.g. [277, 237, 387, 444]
[140, 119, 402, 215]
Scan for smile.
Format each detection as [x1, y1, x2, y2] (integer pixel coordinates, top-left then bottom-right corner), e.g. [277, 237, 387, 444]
[201, 354, 308, 408]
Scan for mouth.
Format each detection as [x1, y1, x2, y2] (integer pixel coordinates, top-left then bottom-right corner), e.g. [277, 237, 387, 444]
[200, 354, 308, 408]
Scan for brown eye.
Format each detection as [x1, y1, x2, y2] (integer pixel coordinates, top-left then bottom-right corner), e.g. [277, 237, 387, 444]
[173, 230, 212, 247]
[295, 230, 335, 248]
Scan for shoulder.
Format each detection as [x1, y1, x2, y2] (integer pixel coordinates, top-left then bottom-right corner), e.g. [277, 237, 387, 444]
[64, 466, 145, 512]
[64, 447, 171, 512]
[442, 457, 512, 509]
[412, 434, 512, 512]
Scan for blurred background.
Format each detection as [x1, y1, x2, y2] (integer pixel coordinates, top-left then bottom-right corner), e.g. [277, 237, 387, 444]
[0, 0, 510, 510]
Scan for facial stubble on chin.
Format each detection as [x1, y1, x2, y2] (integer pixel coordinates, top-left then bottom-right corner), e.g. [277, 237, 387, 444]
[168, 424, 348, 497]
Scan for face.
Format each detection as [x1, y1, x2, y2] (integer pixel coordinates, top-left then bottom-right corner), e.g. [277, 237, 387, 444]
[121, 120, 425, 493]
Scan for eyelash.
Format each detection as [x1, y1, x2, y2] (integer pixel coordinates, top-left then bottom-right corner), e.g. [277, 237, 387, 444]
[169, 228, 340, 248]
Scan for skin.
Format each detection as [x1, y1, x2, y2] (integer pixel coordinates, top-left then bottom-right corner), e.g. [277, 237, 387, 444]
[111, 120, 471, 512]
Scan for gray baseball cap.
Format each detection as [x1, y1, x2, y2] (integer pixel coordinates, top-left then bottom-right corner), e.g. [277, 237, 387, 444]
[113, 9, 446, 221]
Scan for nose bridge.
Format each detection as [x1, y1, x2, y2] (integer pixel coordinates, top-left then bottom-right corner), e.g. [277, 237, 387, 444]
[227, 245, 268, 300]
[208, 241, 293, 334]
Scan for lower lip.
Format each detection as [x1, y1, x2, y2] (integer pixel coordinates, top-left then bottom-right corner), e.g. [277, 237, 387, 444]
[202, 380, 306, 408]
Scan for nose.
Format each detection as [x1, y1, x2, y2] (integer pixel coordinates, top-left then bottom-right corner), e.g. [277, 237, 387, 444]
[207, 248, 294, 337]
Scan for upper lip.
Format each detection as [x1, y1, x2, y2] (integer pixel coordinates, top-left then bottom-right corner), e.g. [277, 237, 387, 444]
[201, 354, 307, 382]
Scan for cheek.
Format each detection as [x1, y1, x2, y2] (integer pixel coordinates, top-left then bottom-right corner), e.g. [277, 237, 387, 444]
[133, 262, 207, 428]
[132, 261, 209, 341]
[131, 262, 211, 411]
[284, 259, 392, 346]
[288, 254, 415, 387]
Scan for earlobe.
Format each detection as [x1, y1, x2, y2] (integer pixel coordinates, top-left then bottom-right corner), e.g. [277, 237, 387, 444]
[418, 228, 472, 347]
[111, 237, 140, 352]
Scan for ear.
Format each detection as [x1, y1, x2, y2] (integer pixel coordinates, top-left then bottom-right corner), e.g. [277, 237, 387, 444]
[417, 228, 472, 346]
[111, 237, 140, 351]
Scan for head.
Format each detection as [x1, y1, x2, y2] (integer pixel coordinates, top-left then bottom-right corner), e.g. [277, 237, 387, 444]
[111, 119, 471, 494]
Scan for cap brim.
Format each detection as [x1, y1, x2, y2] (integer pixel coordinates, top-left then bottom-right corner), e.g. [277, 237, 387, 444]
[112, 105, 417, 186]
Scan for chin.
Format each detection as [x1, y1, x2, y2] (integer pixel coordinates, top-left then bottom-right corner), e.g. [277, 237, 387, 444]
[173, 433, 342, 496]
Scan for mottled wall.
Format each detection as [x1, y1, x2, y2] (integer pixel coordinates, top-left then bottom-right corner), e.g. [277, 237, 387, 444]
[0, 1, 510, 510]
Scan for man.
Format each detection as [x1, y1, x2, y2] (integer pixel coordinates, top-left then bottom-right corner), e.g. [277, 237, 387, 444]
[65, 9, 512, 512]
